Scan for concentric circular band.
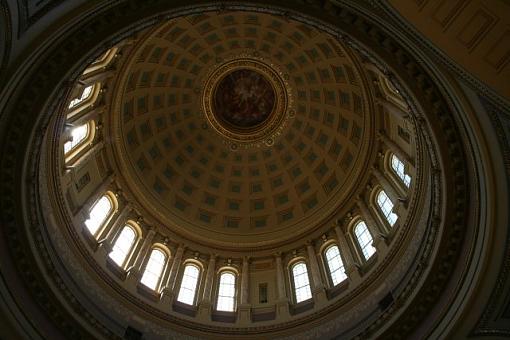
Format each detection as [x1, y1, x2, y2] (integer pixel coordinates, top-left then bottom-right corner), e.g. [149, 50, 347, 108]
[202, 58, 292, 148]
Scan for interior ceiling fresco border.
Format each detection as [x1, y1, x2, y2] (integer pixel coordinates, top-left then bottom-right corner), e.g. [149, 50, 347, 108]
[0, 0, 509, 338]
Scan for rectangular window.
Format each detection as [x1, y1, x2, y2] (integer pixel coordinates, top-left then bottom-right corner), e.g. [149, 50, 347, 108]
[259, 283, 268, 304]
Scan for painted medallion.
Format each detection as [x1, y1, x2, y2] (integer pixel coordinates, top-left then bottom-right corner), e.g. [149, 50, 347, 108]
[214, 69, 276, 128]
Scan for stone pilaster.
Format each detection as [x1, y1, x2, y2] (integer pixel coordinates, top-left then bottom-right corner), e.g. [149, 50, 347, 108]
[197, 254, 217, 320]
[334, 224, 361, 282]
[238, 256, 251, 324]
[161, 245, 185, 305]
[274, 253, 290, 319]
[357, 199, 388, 255]
[306, 243, 327, 306]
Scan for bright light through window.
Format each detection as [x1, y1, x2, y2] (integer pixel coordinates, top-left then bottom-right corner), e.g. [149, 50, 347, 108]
[84, 195, 112, 236]
[391, 154, 411, 187]
[292, 262, 312, 303]
[354, 221, 376, 260]
[109, 226, 136, 267]
[216, 272, 236, 312]
[377, 190, 398, 226]
[68, 85, 94, 108]
[325, 245, 347, 285]
[64, 123, 89, 154]
[177, 265, 200, 305]
[140, 249, 167, 291]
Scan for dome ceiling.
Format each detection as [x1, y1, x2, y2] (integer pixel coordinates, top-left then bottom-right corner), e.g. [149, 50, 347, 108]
[110, 11, 374, 246]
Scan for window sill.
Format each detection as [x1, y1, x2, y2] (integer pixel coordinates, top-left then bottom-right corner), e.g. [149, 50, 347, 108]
[252, 305, 276, 322]
[211, 310, 237, 323]
[290, 299, 314, 315]
[137, 283, 161, 302]
[106, 257, 128, 280]
[326, 279, 349, 299]
[173, 300, 198, 317]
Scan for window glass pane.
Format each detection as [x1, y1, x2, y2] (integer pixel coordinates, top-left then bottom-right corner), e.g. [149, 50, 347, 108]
[391, 154, 411, 187]
[325, 245, 347, 285]
[140, 249, 167, 290]
[68, 85, 94, 108]
[177, 265, 200, 305]
[64, 123, 90, 154]
[354, 221, 376, 260]
[217, 272, 236, 311]
[109, 226, 136, 267]
[84, 195, 112, 236]
[94, 48, 112, 63]
[292, 262, 312, 303]
[377, 190, 398, 226]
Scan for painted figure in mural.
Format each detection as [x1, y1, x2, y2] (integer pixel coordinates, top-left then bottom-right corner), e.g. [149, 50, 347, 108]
[214, 69, 276, 128]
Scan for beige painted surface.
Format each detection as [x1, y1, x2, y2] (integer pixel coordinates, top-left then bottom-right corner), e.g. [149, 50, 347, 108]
[388, 0, 510, 100]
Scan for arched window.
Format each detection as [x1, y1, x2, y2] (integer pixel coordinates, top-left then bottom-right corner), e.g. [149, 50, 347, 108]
[140, 249, 167, 291]
[354, 221, 376, 260]
[84, 195, 113, 236]
[377, 190, 398, 226]
[216, 271, 236, 312]
[68, 85, 94, 108]
[64, 122, 92, 155]
[324, 245, 347, 286]
[109, 226, 137, 268]
[391, 154, 411, 187]
[177, 264, 200, 305]
[84, 47, 118, 75]
[291, 262, 312, 303]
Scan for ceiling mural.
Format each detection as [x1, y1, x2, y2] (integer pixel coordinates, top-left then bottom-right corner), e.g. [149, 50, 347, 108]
[214, 68, 276, 129]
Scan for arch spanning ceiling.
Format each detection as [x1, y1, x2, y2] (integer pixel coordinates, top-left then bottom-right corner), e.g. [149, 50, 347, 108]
[111, 12, 373, 246]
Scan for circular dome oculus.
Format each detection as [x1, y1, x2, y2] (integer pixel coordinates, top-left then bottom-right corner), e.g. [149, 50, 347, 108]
[213, 69, 276, 129]
[202, 58, 290, 147]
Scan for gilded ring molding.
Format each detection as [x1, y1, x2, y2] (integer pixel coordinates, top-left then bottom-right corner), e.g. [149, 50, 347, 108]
[202, 57, 292, 148]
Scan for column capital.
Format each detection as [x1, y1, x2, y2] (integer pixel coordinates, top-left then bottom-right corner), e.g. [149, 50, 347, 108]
[305, 239, 315, 248]
[144, 225, 156, 233]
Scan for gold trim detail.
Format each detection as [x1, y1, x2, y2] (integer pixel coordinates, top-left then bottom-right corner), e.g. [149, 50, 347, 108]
[202, 57, 293, 149]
